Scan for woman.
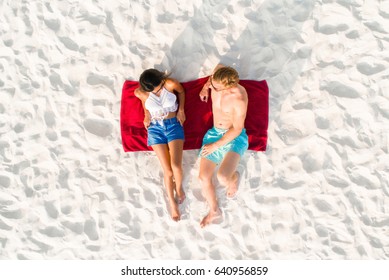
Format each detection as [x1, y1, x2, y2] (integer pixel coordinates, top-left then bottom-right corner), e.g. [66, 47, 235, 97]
[134, 69, 186, 221]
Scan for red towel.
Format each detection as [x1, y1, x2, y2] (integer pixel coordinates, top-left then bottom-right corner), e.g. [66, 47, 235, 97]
[120, 76, 268, 152]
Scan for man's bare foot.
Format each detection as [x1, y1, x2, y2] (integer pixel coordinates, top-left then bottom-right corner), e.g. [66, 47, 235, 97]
[227, 171, 239, 199]
[170, 202, 180, 222]
[175, 189, 186, 204]
[200, 208, 222, 228]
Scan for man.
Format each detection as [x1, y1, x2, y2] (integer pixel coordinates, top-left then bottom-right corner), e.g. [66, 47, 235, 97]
[198, 64, 249, 227]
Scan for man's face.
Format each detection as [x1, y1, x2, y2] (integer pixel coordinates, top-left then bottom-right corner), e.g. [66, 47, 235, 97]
[210, 76, 227, 92]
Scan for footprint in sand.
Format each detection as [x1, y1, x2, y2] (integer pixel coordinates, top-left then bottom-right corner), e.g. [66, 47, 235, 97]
[83, 118, 113, 137]
[84, 218, 99, 241]
[39, 226, 65, 238]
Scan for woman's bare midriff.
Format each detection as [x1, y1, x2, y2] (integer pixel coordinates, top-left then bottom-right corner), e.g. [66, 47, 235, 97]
[165, 111, 178, 119]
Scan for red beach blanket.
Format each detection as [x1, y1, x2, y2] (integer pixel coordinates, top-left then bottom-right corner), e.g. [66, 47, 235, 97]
[120, 76, 268, 152]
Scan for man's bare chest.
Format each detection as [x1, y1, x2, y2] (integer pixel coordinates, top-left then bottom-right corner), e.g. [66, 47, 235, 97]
[212, 94, 233, 115]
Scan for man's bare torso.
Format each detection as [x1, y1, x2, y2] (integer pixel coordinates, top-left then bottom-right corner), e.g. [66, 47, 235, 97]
[211, 84, 248, 130]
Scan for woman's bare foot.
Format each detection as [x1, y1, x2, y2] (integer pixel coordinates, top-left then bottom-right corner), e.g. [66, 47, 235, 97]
[173, 180, 186, 204]
[226, 171, 239, 199]
[170, 202, 180, 222]
[176, 189, 186, 204]
[200, 208, 222, 228]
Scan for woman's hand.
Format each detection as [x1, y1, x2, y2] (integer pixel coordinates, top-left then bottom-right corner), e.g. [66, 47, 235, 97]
[177, 110, 186, 126]
[143, 115, 151, 129]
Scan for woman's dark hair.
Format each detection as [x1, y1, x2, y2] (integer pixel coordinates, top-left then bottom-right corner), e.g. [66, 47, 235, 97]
[139, 69, 168, 92]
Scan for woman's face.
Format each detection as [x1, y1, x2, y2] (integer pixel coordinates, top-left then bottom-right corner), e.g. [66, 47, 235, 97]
[151, 80, 165, 94]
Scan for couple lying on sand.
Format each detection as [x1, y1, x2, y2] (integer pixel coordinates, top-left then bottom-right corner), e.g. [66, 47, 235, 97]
[134, 64, 248, 227]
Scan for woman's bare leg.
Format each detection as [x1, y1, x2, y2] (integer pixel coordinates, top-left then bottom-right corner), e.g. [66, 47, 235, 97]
[168, 139, 185, 204]
[152, 144, 180, 221]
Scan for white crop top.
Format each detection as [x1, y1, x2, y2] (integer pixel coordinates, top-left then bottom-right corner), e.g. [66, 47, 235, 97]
[145, 87, 178, 121]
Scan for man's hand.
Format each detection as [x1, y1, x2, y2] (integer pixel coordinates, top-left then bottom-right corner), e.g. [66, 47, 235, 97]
[143, 115, 151, 129]
[200, 142, 219, 156]
[199, 85, 210, 102]
[177, 110, 186, 126]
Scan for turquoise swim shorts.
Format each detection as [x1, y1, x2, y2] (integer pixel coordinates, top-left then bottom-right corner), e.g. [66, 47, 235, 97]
[200, 127, 249, 164]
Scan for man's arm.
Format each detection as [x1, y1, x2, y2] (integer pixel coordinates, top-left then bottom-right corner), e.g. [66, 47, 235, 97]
[199, 64, 225, 102]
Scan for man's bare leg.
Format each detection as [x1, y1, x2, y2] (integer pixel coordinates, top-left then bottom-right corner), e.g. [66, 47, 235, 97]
[199, 158, 221, 227]
[217, 152, 241, 198]
[152, 144, 180, 221]
[168, 139, 186, 204]
[225, 171, 239, 198]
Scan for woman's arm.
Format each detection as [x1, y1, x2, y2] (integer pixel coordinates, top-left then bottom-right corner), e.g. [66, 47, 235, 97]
[165, 78, 186, 126]
[134, 88, 151, 129]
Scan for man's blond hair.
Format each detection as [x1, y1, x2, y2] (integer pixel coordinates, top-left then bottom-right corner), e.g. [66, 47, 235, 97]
[212, 66, 239, 87]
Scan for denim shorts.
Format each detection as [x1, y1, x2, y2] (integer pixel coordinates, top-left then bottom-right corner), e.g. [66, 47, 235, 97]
[200, 127, 248, 164]
[147, 117, 185, 146]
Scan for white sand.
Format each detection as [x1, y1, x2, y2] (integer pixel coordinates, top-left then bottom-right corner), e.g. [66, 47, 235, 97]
[0, 0, 388, 259]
